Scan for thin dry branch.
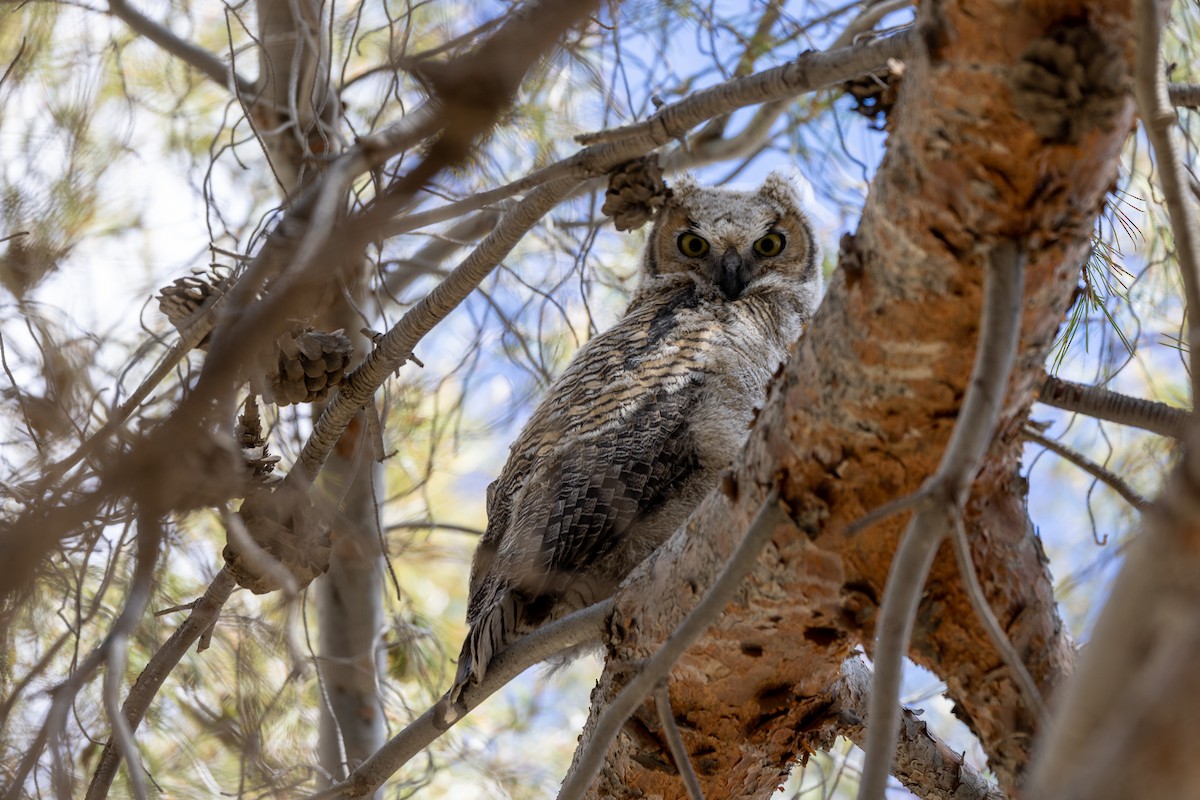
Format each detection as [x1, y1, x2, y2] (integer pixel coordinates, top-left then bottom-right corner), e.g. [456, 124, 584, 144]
[1169, 82, 1200, 107]
[653, 682, 706, 800]
[386, 30, 916, 240]
[308, 600, 614, 799]
[950, 513, 1048, 721]
[1133, 1, 1200, 403]
[84, 569, 237, 800]
[1036, 373, 1189, 439]
[858, 242, 1026, 800]
[558, 492, 791, 800]
[107, 0, 256, 95]
[833, 658, 1005, 800]
[1023, 427, 1148, 510]
[831, 0, 913, 48]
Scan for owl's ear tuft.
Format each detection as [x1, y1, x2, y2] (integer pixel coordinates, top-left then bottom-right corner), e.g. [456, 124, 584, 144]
[666, 173, 701, 205]
[758, 171, 804, 210]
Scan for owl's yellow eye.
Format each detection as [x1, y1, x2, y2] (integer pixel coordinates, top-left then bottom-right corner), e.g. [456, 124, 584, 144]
[677, 233, 710, 258]
[753, 232, 787, 257]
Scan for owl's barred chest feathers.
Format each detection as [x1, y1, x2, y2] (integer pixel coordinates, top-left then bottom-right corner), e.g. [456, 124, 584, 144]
[444, 172, 822, 716]
[516, 275, 805, 459]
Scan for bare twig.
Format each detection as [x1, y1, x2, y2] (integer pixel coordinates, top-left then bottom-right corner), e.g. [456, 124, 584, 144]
[950, 513, 1049, 721]
[1036, 373, 1189, 440]
[1169, 82, 1200, 108]
[107, 0, 256, 95]
[653, 682, 706, 800]
[557, 491, 791, 800]
[1133, 0, 1200, 406]
[387, 30, 916, 239]
[85, 568, 237, 800]
[1023, 427, 1149, 510]
[6, 512, 162, 800]
[833, 658, 1005, 800]
[308, 599, 614, 799]
[831, 0, 914, 48]
[857, 242, 1025, 800]
[103, 635, 148, 800]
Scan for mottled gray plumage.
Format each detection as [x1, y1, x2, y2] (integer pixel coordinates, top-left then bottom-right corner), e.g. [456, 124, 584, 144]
[445, 172, 822, 715]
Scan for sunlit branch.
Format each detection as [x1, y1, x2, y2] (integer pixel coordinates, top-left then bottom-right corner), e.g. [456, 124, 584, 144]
[858, 242, 1025, 800]
[384, 29, 917, 240]
[1023, 427, 1149, 510]
[1133, 0, 1200, 407]
[950, 512, 1049, 721]
[653, 682, 706, 800]
[308, 600, 615, 799]
[834, 657, 1005, 800]
[557, 492, 792, 800]
[107, 0, 256, 96]
[1036, 373, 1189, 440]
[85, 568, 238, 800]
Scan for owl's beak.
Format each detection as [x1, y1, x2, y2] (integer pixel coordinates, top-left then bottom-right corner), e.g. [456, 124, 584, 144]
[717, 249, 746, 300]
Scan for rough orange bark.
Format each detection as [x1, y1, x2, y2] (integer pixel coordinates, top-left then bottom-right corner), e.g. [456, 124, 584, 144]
[569, 0, 1135, 796]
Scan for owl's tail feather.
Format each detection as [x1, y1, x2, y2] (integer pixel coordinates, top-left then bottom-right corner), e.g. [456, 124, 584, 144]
[440, 592, 519, 725]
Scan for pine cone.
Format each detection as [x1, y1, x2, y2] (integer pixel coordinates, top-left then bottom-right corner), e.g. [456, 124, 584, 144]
[156, 268, 232, 348]
[224, 486, 331, 595]
[254, 325, 354, 406]
[237, 396, 281, 486]
[602, 155, 670, 232]
[1011, 23, 1127, 144]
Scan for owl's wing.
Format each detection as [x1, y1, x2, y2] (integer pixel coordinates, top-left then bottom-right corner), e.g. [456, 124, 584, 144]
[446, 382, 702, 714]
[446, 286, 712, 712]
[497, 382, 700, 613]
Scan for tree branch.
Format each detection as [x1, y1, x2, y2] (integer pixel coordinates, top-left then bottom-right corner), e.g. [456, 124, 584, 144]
[558, 492, 792, 800]
[858, 242, 1026, 800]
[85, 568, 237, 800]
[1168, 82, 1200, 107]
[308, 600, 614, 799]
[1036, 373, 1189, 440]
[386, 30, 916, 240]
[653, 682, 706, 800]
[107, 0, 256, 96]
[1132, 0, 1200, 405]
[1022, 427, 1148, 510]
[833, 658, 1005, 800]
[831, 0, 913, 48]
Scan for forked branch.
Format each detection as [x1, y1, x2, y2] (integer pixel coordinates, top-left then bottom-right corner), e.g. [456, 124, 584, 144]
[857, 241, 1026, 800]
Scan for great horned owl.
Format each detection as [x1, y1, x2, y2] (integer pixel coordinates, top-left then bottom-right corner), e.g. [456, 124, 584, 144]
[446, 172, 821, 713]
